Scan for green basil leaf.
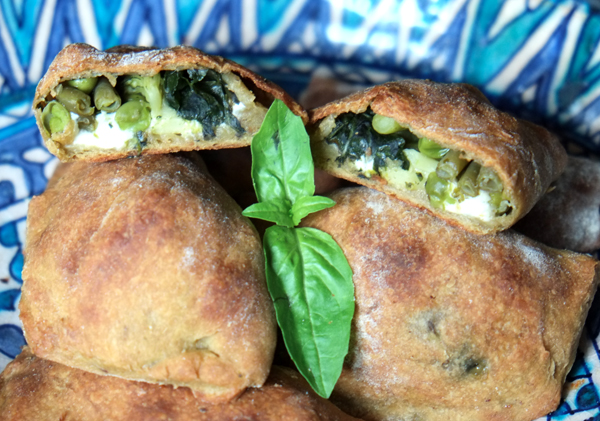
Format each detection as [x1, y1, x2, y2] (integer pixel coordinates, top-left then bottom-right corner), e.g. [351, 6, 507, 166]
[250, 99, 315, 205]
[291, 196, 336, 226]
[263, 225, 354, 398]
[242, 200, 294, 227]
[244, 100, 355, 398]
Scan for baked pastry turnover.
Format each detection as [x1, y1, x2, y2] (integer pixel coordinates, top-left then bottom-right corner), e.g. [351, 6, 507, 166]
[33, 43, 306, 162]
[302, 187, 599, 421]
[0, 348, 359, 421]
[308, 80, 568, 234]
[20, 153, 276, 402]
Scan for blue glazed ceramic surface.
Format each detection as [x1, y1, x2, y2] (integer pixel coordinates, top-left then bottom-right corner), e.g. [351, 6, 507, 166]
[1, 1, 600, 419]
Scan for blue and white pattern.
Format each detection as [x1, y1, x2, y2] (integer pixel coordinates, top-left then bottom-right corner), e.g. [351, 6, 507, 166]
[0, 1, 600, 419]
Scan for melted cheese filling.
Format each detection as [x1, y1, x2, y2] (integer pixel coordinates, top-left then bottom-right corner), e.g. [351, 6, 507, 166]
[444, 184, 495, 221]
[232, 101, 246, 116]
[354, 154, 376, 175]
[148, 103, 203, 136]
[67, 82, 249, 151]
[352, 148, 497, 221]
[68, 100, 250, 151]
[71, 112, 134, 150]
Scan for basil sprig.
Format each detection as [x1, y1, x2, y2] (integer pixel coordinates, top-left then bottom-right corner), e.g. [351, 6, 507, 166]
[243, 99, 354, 398]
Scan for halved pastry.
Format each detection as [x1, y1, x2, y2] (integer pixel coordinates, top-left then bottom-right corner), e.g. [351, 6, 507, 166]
[308, 80, 568, 234]
[20, 153, 276, 402]
[0, 348, 359, 421]
[33, 43, 307, 162]
[302, 187, 599, 421]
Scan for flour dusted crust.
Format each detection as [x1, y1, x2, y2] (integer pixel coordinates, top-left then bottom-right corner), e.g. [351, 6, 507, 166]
[309, 80, 568, 234]
[302, 188, 599, 421]
[0, 349, 359, 421]
[33, 43, 307, 162]
[19, 153, 276, 402]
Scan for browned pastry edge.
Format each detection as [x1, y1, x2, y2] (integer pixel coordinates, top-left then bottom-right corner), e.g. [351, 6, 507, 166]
[308, 80, 568, 234]
[302, 187, 599, 421]
[0, 348, 360, 421]
[20, 153, 276, 402]
[33, 43, 307, 162]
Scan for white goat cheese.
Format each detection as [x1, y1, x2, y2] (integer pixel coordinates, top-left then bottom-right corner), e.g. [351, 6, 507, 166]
[71, 112, 134, 150]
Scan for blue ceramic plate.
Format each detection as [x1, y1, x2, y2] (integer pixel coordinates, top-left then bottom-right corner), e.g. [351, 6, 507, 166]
[1, 1, 600, 419]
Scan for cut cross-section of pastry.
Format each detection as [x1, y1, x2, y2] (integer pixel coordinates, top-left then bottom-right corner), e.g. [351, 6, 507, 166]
[33, 43, 307, 162]
[308, 80, 568, 234]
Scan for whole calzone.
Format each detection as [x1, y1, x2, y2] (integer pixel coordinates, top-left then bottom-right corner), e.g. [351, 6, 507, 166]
[302, 187, 599, 421]
[308, 81, 567, 234]
[0, 348, 359, 421]
[20, 153, 276, 402]
[33, 43, 307, 162]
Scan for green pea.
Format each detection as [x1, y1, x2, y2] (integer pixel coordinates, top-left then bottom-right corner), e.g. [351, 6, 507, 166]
[458, 161, 481, 197]
[418, 137, 449, 159]
[489, 192, 510, 215]
[477, 167, 503, 193]
[56, 84, 94, 116]
[77, 114, 97, 132]
[436, 150, 469, 181]
[126, 137, 143, 154]
[372, 114, 402, 134]
[41, 101, 71, 135]
[119, 75, 145, 102]
[425, 172, 456, 209]
[94, 78, 122, 112]
[66, 77, 98, 94]
[115, 99, 151, 132]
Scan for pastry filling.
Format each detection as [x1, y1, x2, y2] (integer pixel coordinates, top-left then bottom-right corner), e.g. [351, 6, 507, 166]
[39, 70, 264, 152]
[320, 109, 512, 220]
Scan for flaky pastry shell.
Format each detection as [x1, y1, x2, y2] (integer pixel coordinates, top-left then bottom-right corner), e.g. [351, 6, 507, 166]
[20, 153, 276, 402]
[0, 349, 359, 421]
[309, 80, 568, 234]
[34, 43, 307, 162]
[302, 187, 599, 421]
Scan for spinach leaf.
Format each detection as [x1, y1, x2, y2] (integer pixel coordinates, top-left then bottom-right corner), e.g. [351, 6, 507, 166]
[242, 99, 354, 398]
[162, 69, 244, 139]
[264, 226, 354, 397]
[326, 108, 411, 172]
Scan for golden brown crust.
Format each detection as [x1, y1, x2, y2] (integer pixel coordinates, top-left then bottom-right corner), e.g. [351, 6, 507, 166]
[302, 187, 599, 421]
[0, 349, 359, 421]
[308, 80, 568, 234]
[20, 153, 276, 402]
[34, 43, 307, 162]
